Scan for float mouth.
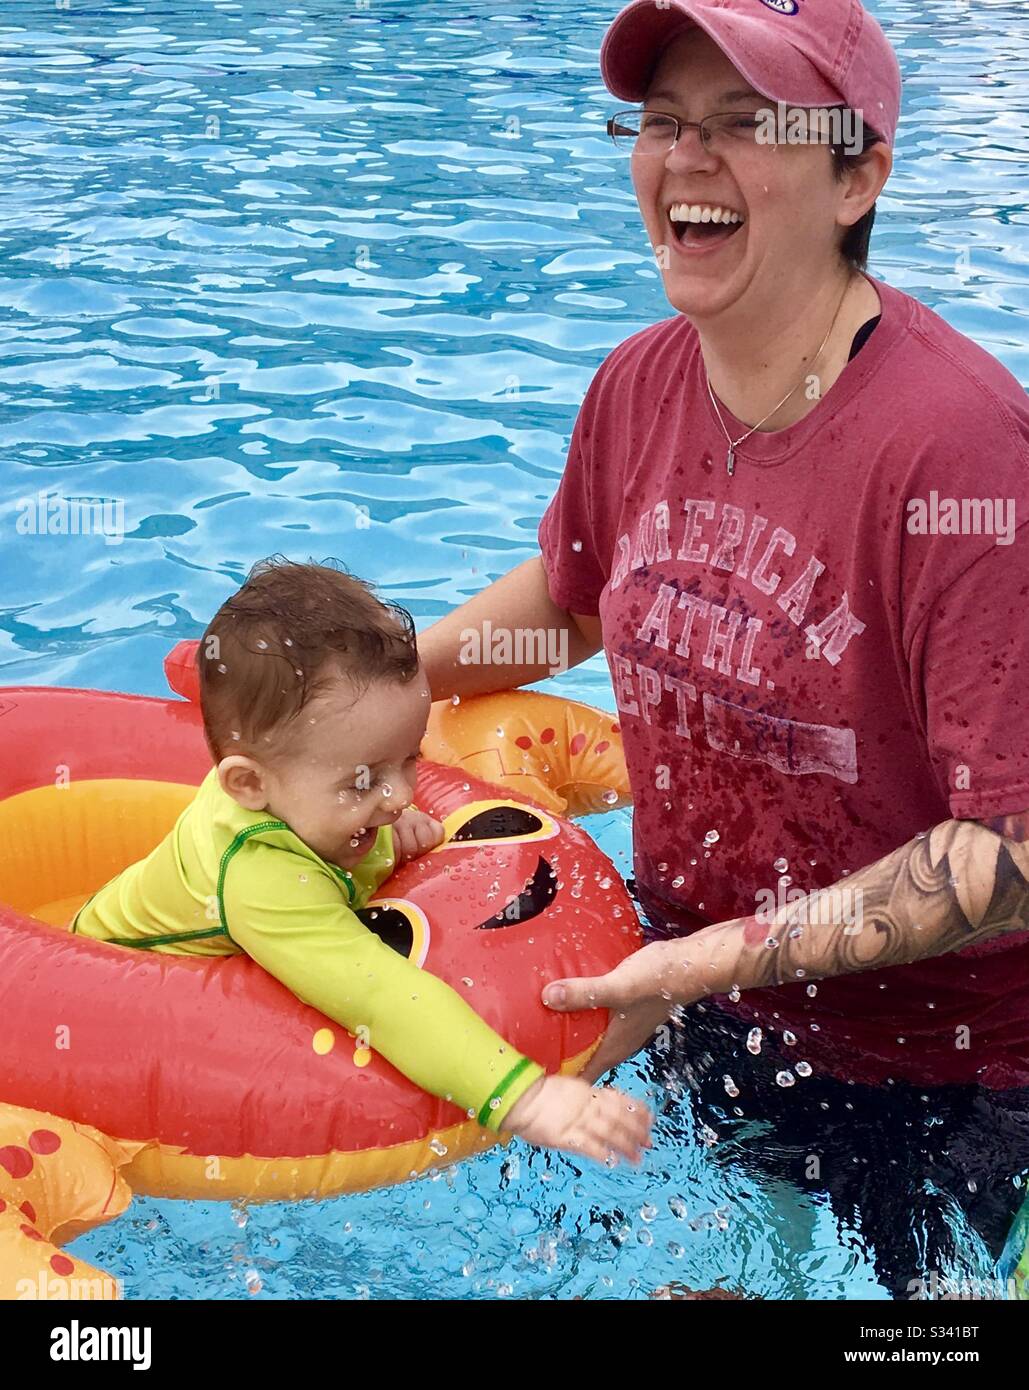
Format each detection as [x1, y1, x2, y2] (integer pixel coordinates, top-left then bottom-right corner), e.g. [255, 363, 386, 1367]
[476, 856, 557, 930]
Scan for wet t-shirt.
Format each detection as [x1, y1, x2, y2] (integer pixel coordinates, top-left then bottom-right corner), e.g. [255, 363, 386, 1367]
[539, 274, 1029, 1089]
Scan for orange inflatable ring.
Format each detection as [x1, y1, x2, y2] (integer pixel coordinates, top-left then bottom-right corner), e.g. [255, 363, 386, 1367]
[0, 645, 639, 1226]
[0, 1104, 141, 1300]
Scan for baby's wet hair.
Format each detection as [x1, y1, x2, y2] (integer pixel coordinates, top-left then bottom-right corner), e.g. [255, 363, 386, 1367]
[198, 556, 419, 762]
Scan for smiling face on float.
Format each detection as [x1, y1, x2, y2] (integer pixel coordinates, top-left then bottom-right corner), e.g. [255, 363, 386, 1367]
[631, 29, 857, 323]
[216, 664, 432, 871]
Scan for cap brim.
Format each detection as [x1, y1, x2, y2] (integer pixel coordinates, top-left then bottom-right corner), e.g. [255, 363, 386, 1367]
[601, 0, 845, 109]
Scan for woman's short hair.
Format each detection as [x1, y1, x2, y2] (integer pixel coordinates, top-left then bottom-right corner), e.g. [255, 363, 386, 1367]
[830, 118, 884, 272]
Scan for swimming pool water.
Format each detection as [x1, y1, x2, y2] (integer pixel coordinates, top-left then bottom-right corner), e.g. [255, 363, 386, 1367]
[1, 0, 1026, 1298]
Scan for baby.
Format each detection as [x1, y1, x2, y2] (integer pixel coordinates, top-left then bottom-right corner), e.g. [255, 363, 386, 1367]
[73, 558, 651, 1167]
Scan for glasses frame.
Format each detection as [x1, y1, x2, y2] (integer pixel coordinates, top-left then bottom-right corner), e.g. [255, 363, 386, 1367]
[606, 107, 770, 155]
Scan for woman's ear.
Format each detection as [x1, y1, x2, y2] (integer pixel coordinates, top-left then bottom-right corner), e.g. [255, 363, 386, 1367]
[218, 756, 269, 811]
[837, 142, 892, 229]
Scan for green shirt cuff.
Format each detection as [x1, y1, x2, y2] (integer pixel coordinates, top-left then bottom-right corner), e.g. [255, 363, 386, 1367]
[479, 1056, 546, 1133]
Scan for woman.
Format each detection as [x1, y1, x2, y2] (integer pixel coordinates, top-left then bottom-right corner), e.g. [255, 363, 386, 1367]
[420, 0, 1029, 1297]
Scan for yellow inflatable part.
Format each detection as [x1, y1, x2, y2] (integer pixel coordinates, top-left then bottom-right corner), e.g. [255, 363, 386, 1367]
[423, 690, 631, 818]
[0, 1104, 144, 1300]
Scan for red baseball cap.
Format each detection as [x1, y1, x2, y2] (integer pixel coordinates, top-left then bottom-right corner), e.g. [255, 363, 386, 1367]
[600, 0, 902, 147]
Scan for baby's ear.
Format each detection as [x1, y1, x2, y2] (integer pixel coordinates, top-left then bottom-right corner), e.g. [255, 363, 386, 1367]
[218, 756, 269, 811]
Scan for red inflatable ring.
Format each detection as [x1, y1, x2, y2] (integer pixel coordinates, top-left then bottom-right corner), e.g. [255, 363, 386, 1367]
[0, 666, 640, 1201]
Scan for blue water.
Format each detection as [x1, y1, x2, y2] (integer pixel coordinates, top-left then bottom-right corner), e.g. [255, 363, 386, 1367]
[2, 0, 1026, 1298]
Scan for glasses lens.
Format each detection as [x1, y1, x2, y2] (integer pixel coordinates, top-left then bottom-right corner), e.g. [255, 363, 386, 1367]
[610, 111, 678, 152]
[704, 113, 764, 147]
[637, 112, 678, 151]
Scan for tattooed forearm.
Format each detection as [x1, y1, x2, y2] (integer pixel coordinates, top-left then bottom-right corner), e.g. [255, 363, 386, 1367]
[682, 816, 1029, 1001]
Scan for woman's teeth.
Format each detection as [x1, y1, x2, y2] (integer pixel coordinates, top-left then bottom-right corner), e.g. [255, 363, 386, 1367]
[669, 202, 744, 226]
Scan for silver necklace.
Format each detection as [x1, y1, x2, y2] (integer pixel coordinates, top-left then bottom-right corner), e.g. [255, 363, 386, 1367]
[705, 276, 853, 476]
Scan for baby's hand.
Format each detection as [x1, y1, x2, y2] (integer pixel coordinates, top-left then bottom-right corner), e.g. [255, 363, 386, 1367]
[391, 807, 445, 865]
[501, 1074, 652, 1167]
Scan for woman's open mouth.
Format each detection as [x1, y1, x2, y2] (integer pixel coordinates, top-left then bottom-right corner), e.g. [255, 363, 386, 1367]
[667, 202, 746, 254]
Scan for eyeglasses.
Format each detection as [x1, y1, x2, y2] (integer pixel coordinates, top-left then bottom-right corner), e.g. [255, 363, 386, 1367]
[607, 108, 771, 155]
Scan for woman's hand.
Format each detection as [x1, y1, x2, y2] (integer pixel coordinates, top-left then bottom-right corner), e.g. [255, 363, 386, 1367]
[390, 808, 445, 865]
[542, 939, 695, 1082]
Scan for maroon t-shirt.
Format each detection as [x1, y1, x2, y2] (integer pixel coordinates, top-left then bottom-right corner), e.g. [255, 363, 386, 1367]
[539, 274, 1029, 1089]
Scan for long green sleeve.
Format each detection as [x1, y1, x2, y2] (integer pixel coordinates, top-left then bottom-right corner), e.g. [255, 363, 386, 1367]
[222, 838, 544, 1130]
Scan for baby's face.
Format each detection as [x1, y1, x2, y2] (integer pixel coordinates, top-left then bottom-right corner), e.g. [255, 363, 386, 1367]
[259, 666, 432, 869]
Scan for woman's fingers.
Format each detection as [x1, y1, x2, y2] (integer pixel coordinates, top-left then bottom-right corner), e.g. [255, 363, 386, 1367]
[542, 974, 621, 1011]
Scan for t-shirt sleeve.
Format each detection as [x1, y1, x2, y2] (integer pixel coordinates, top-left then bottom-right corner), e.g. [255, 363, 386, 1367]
[223, 843, 544, 1130]
[914, 523, 1029, 820]
[538, 374, 611, 617]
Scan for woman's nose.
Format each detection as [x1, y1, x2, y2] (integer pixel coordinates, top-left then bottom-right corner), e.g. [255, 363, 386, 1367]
[666, 125, 717, 170]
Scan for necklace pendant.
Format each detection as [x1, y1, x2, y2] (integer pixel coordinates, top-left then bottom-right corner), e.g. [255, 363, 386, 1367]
[726, 446, 735, 477]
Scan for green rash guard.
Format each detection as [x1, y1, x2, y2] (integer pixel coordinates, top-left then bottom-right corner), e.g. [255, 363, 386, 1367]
[72, 769, 545, 1131]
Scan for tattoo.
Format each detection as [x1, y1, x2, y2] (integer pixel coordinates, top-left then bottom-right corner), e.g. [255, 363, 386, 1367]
[978, 809, 1029, 843]
[701, 815, 1029, 997]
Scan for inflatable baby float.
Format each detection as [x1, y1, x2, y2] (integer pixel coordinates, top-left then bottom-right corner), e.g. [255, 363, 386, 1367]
[0, 642, 634, 1296]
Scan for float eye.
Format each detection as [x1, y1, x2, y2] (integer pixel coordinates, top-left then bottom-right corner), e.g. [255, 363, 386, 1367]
[451, 806, 543, 841]
[438, 800, 559, 848]
[355, 900, 429, 966]
[476, 856, 557, 931]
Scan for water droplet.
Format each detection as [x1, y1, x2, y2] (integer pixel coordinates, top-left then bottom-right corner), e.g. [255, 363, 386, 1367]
[699, 1123, 719, 1147]
[671, 874, 685, 888]
[795, 1061, 812, 1077]
[571, 539, 583, 552]
[668, 1242, 685, 1258]
[429, 1137, 449, 1157]
[967, 1178, 978, 1194]
[256, 639, 268, 650]
[657, 861, 668, 873]
[765, 936, 779, 949]
[640, 1203, 658, 1223]
[728, 984, 741, 1003]
[451, 694, 461, 705]
[703, 829, 720, 846]
[776, 1070, 796, 1088]
[782, 1030, 797, 1047]
[806, 983, 818, 997]
[773, 856, 789, 873]
[602, 789, 618, 804]
[669, 1196, 688, 1219]
[461, 976, 474, 988]
[723, 1074, 739, 1098]
[746, 1027, 762, 1055]
[788, 926, 803, 939]
[245, 1269, 262, 1295]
